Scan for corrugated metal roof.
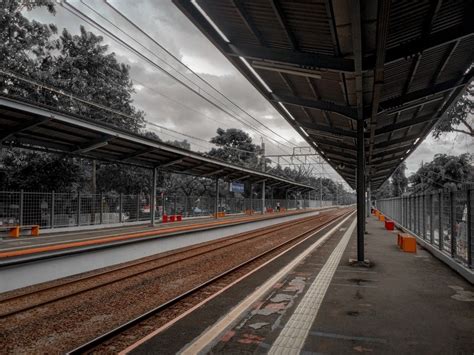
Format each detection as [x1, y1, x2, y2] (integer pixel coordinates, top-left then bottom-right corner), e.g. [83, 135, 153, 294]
[0, 97, 315, 192]
[174, 0, 474, 189]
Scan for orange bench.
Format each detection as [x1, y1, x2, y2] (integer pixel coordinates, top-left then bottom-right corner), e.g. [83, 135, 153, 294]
[397, 233, 417, 253]
[1, 225, 40, 238]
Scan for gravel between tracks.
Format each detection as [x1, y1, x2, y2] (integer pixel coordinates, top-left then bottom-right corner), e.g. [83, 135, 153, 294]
[0, 208, 350, 353]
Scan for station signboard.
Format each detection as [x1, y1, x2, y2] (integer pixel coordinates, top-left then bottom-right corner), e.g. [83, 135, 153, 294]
[230, 181, 245, 193]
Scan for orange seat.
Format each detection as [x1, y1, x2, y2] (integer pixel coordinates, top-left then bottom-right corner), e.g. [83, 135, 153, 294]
[8, 226, 20, 238]
[378, 214, 385, 222]
[31, 225, 40, 236]
[401, 236, 417, 253]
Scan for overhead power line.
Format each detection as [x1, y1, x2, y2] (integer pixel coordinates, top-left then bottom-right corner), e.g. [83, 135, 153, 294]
[60, 0, 317, 170]
[102, 0, 301, 149]
[63, 0, 297, 154]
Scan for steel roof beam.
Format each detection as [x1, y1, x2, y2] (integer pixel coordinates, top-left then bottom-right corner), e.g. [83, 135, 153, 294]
[119, 147, 157, 161]
[270, 0, 298, 50]
[367, 0, 391, 166]
[375, 114, 436, 136]
[374, 133, 421, 149]
[430, 40, 460, 86]
[402, 0, 442, 97]
[201, 168, 225, 177]
[160, 157, 185, 168]
[72, 135, 112, 154]
[226, 44, 355, 72]
[232, 0, 267, 46]
[304, 123, 357, 138]
[367, 23, 474, 67]
[0, 117, 50, 143]
[315, 138, 357, 152]
[378, 75, 472, 112]
[306, 77, 332, 127]
[372, 145, 410, 160]
[271, 93, 358, 120]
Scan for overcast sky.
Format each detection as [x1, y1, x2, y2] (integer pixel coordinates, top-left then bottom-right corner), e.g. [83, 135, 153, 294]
[26, 1, 473, 186]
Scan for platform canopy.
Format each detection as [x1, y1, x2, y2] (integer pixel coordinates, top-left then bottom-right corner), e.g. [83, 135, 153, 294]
[0, 97, 315, 192]
[174, 0, 474, 189]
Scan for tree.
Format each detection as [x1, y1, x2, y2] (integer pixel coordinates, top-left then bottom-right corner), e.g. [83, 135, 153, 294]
[208, 128, 263, 168]
[391, 162, 408, 197]
[409, 153, 473, 192]
[0, 150, 82, 191]
[375, 180, 393, 199]
[0, 0, 58, 99]
[433, 84, 473, 138]
[0, 2, 147, 192]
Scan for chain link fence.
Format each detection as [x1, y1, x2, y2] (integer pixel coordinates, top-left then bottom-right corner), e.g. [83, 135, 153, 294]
[0, 190, 334, 231]
[376, 187, 473, 269]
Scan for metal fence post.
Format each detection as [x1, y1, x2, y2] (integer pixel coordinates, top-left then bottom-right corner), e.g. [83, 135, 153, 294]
[422, 193, 426, 239]
[136, 193, 140, 221]
[77, 191, 81, 226]
[439, 190, 443, 251]
[119, 193, 123, 223]
[151, 168, 157, 225]
[100, 192, 104, 224]
[467, 188, 472, 268]
[430, 192, 434, 245]
[50, 191, 55, 228]
[19, 189, 24, 226]
[450, 190, 456, 257]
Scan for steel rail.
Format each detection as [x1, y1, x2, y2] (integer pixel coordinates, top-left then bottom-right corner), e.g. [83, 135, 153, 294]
[67, 208, 354, 354]
[0, 209, 337, 317]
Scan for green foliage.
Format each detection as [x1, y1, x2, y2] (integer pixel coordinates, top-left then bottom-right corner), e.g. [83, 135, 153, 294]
[391, 162, 408, 197]
[409, 153, 473, 192]
[208, 128, 263, 168]
[433, 84, 473, 138]
[0, 150, 82, 191]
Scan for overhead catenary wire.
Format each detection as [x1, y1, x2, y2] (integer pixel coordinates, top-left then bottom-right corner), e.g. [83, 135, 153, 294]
[63, 0, 297, 153]
[101, 0, 301, 149]
[60, 0, 316, 170]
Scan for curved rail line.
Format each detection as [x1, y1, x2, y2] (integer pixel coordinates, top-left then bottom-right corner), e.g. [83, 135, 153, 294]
[0, 209, 336, 317]
[67, 208, 354, 354]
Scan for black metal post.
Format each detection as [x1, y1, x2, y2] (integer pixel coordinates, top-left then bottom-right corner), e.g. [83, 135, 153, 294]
[151, 167, 157, 225]
[119, 193, 123, 223]
[50, 191, 55, 228]
[450, 190, 456, 257]
[430, 192, 434, 245]
[356, 118, 365, 262]
[77, 191, 81, 226]
[100, 192, 104, 225]
[439, 190, 443, 251]
[422, 194, 426, 239]
[215, 177, 219, 218]
[467, 188, 472, 268]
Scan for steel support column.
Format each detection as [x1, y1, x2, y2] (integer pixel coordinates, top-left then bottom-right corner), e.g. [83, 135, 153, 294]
[151, 167, 157, 225]
[357, 120, 366, 261]
[250, 184, 253, 214]
[366, 183, 371, 217]
[262, 180, 266, 214]
[215, 176, 219, 218]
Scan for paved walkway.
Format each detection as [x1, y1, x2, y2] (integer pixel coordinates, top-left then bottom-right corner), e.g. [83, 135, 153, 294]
[131, 213, 474, 354]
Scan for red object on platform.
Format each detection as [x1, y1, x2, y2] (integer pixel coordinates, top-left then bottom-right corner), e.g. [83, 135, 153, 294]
[176, 215, 182, 222]
[385, 220, 395, 230]
[170, 215, 176, 222]
[162, 214, 168, 223]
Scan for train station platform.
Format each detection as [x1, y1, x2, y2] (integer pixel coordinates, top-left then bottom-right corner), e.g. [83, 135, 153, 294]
[128, 212, 474, 354]
[0, 208, 321, 262]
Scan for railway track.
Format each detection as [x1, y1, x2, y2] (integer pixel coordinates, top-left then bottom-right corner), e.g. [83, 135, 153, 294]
[0, 209, 335, 317]
[67, 208, 354, 354]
